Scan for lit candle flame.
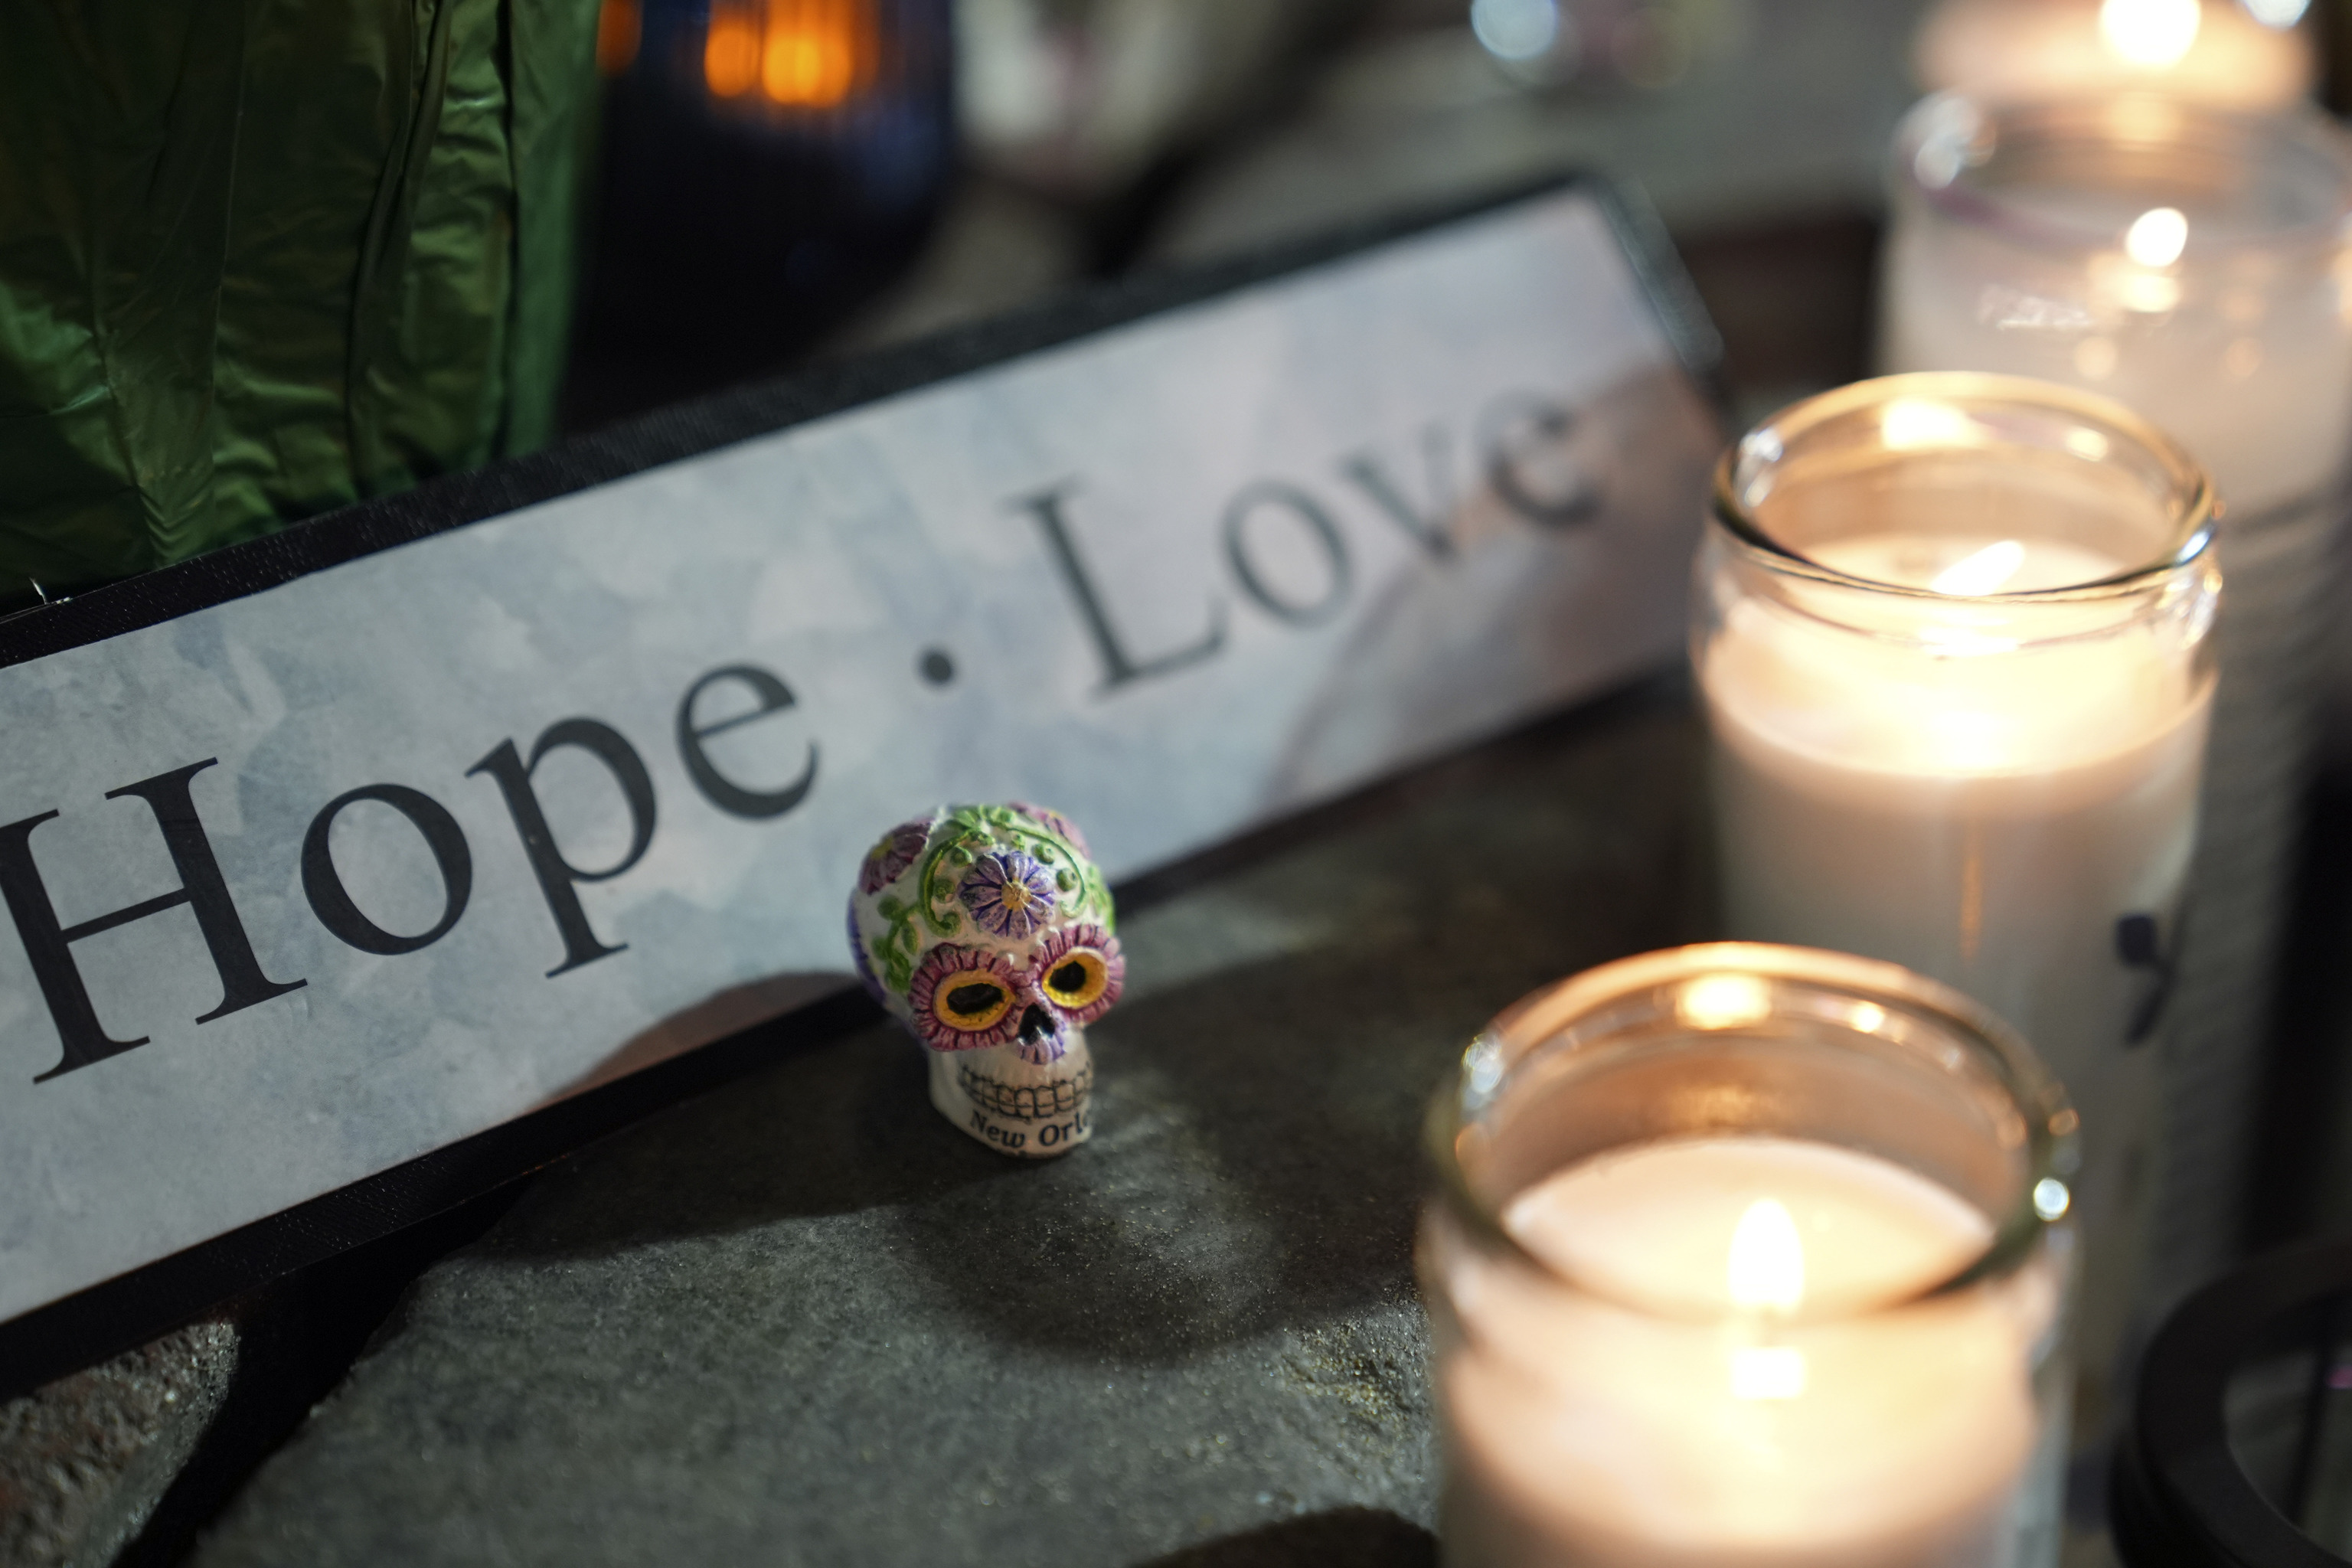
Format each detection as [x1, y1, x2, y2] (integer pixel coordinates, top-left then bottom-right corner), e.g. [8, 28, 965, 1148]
[2100, 0, 2201, 67]
[1930, 540, 2026, 596]
[1727, 1197, 1805, 1315]
[1727, 1198, 1806, 1400]
[2125, 207, 2190, 268]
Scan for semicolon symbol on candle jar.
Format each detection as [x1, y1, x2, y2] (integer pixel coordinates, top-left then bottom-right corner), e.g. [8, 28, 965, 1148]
[2116, 910, 2182, 1047]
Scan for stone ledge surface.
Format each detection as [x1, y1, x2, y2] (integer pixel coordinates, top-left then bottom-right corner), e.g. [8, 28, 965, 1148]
[189, 692, 1701, 1567]
[0, 1316, 238, 1568]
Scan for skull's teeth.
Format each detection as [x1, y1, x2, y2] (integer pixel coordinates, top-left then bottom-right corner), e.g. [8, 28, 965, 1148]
[956, 1060, 1093, 1120]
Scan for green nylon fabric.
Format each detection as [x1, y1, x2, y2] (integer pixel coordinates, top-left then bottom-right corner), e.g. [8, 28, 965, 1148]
[0, 0, 599, 599]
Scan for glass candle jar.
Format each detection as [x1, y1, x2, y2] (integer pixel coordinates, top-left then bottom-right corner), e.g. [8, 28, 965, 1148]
[1886, 94, 2352, 524]
[1694, 371, 2216, 1414]
[1912, 0, 2318, 112]
[1883, 93, 2352, 1306]
[1422, 942, 2079, 1568]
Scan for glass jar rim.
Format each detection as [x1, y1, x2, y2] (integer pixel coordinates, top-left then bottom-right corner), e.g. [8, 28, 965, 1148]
[1425, 942, 2080, 1322]
[1895, 90, 2352, 259]
[1712, 371, 2217, 602]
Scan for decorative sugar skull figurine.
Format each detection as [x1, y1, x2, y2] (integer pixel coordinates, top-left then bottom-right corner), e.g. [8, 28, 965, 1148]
[848, 803, 1122, 1158]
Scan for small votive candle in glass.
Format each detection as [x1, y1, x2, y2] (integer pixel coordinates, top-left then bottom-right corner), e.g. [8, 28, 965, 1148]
[1693, 372, 2216, 1390]
[1882, 91, 2352, 1298]
[1423, 943, 2079, 1568]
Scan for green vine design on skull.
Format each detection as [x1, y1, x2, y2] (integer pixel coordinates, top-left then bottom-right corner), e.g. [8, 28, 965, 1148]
[898, 805, 1115, 962]
[915, 821, 984, 939]
[871, 895, 925, 995]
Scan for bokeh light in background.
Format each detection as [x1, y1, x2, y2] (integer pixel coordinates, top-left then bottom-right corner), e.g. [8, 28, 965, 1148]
[954, 0, 1356, 201]
[703, 5, 761, 96]
[695, 0, 878, 107]
[1915, 0, 2317, 107]
[599, 0, 644, 73]
[1470, 0, 1563, 62]
[560, 0, 2331, 435]
[566, 0, 953, 426]
[1462, 0, 1749, 92]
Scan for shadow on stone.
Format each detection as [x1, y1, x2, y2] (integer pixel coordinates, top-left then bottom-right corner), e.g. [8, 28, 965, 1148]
[459, 688, 1704, 1370]
[168, 692, 1702, 1566]
[872, 946, 1447, 1361]
[470, 949, 1424, 1364]
[113, 1187, 524, 1568]
[885, 692, 1705, 1360]
[0, 1318, 236, 1568]
[477, 1021, 1020, 1259]
[1137, 1508, 1438, 1567]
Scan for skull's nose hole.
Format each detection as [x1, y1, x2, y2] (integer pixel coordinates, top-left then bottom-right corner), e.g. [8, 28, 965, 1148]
[1018, 1004, 1057, 1044]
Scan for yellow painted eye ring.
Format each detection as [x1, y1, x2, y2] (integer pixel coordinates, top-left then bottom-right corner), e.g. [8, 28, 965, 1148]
[1039, 949, 1109, 1011]
[931, 972, 1014, 1033]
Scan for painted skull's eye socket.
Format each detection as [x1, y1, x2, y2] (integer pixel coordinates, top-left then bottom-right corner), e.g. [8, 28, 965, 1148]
[933, 976, 1012, 1033]
[1040, 949, 1109, 1011]
[947, 983, 1004, 1014]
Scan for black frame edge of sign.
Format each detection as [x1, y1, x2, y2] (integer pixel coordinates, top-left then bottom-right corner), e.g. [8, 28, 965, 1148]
[0, 170, 1725, 1396]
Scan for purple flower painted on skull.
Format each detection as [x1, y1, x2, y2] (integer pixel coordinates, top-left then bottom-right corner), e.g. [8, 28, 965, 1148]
[1011, 802, 1089, 857]
[860, 818, 930, 894]
[906, 943, 1026, 1050]
[957, 850, 1057, 939]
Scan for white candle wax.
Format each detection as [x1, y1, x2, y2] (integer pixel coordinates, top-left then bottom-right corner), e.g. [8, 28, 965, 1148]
[1440, 1135, 2050, 1568]
[1914, 0, 2317, 113]
[1702, 531, 2209, 1285]
[1882, 96, 2352, 1303]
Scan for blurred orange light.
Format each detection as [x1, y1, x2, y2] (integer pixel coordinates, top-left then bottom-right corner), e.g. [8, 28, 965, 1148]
[705, 6, 763, 97]
[596, 0, 641, 75]
[704, 0, 874, 109]
[762, 0, 873, 107]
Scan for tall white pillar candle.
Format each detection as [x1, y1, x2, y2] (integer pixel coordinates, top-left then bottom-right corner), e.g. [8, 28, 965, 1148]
[1694, 374, 2217, 1404]
[1424, 946, 2078, 1568]
[1882, 91, 2352, 1308]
